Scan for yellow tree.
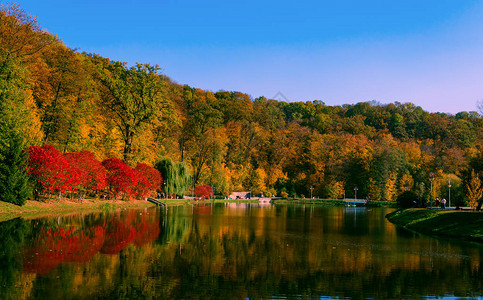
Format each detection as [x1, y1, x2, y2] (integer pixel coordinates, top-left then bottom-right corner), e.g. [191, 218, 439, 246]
[466, 170, 483, 210]
[383, 172, 398, 201]
[398, 173, 414, 194]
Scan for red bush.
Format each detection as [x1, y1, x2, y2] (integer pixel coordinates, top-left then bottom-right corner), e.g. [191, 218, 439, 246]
[133, 163, 162, 199]
[27, 144, 81, 195]
[64, 151, 107, 192]
[195, 185, 213, 199]
[133, 170, 151, 199]
[102, 158, 138, 199]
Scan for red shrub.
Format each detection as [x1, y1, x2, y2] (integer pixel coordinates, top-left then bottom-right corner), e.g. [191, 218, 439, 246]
[102, 158, 137, 199]
[27, 144, 81, 195]
[195, 185, 213, 199]
[64, 151, 107, 192]
[133, 163, 162, 199]
[132, 170, 150, 199]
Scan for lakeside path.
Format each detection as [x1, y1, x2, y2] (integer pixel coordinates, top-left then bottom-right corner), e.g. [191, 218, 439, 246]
[386, 209, 483, 243]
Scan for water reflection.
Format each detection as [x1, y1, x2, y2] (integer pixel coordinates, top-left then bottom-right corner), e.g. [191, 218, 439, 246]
[0, 204, 481, 299]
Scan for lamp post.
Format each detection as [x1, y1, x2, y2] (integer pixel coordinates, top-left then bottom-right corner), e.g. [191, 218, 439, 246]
[429, 172, 433, 209]
[354, 186, 358, 200]
[448, 180, 451, 208]
[310, 186, 314, 199]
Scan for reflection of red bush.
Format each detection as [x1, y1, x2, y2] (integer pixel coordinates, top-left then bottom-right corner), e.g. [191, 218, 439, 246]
[194, 205, 212, 215]
[22, 211, 162, 275]
[100, 222, 136, 254]
[64, 226, 105, 263]
[23, 227, 81, 275]
[133, 218, 160, 247]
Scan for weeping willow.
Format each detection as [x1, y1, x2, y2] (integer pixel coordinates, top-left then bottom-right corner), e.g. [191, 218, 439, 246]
[155, 158, 192, 196]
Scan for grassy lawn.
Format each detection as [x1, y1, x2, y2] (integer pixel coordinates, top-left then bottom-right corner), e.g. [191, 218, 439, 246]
[386, 209, 483, 243]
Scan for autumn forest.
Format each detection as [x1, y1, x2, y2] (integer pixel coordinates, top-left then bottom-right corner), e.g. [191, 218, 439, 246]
[1, 4, 483, 205]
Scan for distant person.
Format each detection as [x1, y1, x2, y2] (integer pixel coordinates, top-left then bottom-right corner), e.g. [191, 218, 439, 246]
[441, 198, 446, 210]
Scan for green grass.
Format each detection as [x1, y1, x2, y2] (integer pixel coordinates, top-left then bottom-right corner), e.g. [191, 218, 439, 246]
[386, 209, 483, 243]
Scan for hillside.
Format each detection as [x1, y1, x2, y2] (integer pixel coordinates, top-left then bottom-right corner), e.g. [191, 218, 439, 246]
[1, 3, 482, 202]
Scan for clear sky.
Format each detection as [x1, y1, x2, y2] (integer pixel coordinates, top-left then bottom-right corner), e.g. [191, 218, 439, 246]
[10, 0, 483, 114]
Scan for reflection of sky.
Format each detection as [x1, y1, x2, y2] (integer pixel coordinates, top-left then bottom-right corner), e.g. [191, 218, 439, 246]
[17, 1, 483, 114]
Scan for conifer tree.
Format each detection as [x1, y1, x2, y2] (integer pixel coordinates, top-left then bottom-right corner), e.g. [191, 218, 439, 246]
[0, 129, 31, 205]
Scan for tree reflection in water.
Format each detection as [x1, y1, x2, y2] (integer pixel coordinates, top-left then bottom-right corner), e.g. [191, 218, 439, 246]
[0, 205, 481, 299]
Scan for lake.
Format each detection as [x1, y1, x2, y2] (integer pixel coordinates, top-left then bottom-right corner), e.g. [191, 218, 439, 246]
[0, 204, 481, 299]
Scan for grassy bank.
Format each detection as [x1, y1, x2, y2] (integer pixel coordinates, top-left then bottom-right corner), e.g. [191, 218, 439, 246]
[272, 198, 398, 208]
[386, 209, 483, 243]
[0, 199, 157, 222]
[0, 198, 263, 222]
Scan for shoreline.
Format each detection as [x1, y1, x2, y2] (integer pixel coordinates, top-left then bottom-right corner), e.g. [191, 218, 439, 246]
[0, 198, 262, 222]
[0, 198, 399, 222]
[271, 198, 398, 208]
[0, 199, 157, 222]
[386, 209, 483, 244]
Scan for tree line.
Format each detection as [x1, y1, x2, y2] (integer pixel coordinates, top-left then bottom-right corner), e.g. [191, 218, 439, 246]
[1, 3, 482, 207]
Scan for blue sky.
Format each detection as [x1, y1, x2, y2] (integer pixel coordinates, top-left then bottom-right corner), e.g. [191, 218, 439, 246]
[12, 0, 483, 113]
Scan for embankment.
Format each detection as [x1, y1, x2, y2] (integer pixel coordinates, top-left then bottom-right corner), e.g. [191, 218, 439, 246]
[386, 209, 483, 243]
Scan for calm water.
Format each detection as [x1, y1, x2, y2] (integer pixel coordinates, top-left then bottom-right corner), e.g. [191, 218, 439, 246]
[0, 204, 482, 299]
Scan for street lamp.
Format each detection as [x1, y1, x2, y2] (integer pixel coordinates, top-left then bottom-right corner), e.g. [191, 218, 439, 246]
[429, 172, 433, 209]
[310, 186, 314, 199]
[448, 180, 451, 208]
[354, 186, 358, 200]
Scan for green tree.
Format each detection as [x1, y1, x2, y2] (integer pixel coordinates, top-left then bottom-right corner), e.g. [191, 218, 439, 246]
[92, 56, 172, 164]
[155, 158, 192, 197]
[0, 129, 32, 205]
[181, 88, 225, 184]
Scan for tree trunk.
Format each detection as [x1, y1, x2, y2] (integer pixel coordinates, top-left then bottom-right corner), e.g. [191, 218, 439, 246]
[123, 130, 133, 164]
